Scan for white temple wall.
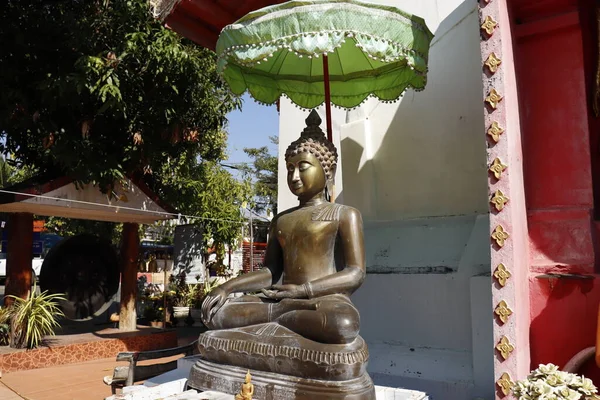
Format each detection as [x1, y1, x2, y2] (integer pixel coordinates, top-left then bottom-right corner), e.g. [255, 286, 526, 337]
[277, 0, 492, 398]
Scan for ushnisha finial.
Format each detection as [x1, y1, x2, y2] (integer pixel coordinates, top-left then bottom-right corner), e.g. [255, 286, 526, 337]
[305, 109, 322, 128]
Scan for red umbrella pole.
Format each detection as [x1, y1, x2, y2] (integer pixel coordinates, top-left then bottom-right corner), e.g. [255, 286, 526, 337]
[323, 55, 335, 202]
[323, 55, 333, 142]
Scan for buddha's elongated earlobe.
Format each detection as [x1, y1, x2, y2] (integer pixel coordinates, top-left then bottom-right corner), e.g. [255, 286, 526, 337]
[326, 179, 333, 201]
[326, 162, 337, 199]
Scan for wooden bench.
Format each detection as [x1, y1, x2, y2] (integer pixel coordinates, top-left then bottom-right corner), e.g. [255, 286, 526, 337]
[103, 340, 197, 394]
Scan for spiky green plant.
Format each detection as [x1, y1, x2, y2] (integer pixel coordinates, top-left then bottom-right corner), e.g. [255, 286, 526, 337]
[0, 306, 10, 345]
[6, 286, 65, 349]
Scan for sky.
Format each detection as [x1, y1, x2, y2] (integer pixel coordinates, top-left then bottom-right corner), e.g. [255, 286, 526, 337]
[224, 93, 279, 167]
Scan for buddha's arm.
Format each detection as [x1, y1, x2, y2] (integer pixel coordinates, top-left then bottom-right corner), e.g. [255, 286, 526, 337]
[304, 207, 366, 298]
[219, 268, 273, 294]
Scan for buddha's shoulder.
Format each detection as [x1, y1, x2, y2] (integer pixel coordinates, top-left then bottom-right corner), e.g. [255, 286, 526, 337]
[311, 203, 361, 222]
[272, 204, 362, 223]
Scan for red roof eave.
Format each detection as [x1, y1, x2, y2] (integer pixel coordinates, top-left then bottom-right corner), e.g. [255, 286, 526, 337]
[160, 0, 286, 50]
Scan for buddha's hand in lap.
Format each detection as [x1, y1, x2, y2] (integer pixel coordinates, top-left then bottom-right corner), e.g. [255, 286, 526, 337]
[201, 287, 231, 325]
[261, 284, 307, 300]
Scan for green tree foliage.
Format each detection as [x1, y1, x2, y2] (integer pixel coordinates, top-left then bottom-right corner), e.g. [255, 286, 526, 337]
[0, 0, 248, 250]
[152, 150, 252, 252]
[244, 136, 279, 215]
[43, 217, 122, 245]
[0, 157, 37, 189]
[0, 0, 239, 190]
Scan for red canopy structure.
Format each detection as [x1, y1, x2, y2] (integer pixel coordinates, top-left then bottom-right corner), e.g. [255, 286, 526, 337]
[151, 0, 286, 50]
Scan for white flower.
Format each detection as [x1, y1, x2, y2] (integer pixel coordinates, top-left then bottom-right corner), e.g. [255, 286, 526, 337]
[557, 371, 573, 385]
[539, 394, 558, 400]
[511, 364, 597, 400]
[545, 375, 559, 386]
[536, 364, 560, 376]
[579, 378, 597, 395]
[531, 380, 553, 394]
[518, 395, 534, 400]
[557, 387, 581, 400]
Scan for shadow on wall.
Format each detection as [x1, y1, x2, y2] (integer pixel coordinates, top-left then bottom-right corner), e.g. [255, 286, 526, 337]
[338, 1, 488, 222]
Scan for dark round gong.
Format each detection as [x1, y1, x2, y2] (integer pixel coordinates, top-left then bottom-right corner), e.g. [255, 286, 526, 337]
[39, 234, 120, 320]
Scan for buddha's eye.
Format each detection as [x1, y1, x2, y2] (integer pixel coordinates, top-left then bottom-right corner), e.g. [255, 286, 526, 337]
[298, 161, 311, 171]
[286, 164, 295, 172]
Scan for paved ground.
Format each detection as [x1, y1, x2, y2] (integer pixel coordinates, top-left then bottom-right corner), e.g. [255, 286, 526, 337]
[0, 326, 204, 400]
[1, 357, 120, 400]
[0, 381, 23, 400]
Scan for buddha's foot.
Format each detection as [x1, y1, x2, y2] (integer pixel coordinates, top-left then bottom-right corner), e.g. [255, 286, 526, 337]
[193, 322, 369, 381]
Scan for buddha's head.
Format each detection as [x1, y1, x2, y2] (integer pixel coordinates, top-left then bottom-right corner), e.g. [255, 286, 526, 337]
[285, 110, 338, 199]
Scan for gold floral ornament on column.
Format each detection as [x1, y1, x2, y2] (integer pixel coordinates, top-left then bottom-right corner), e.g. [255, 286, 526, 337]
[494, 300, 513, 324]
[487, 121, 505, 143]
[491, 190, 509, 211]
[489, 158, 508, 179]
[486, 88, 503, 109]
[496, 372, 513, 396]
[496, 336, 515, 360]
[492, 225, 509, 247]
[493, 263, 511, 287]
[484, 53, 502, 73]
[481, 15, 498, 36]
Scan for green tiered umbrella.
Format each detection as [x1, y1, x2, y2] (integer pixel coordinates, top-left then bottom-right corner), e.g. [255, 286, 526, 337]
[216, 0, 434, 142]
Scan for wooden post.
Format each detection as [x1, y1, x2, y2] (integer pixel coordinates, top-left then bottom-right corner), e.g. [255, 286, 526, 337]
[249, 213, 254, 272]
[163, 255, 168, 328]
[119, 222, 140, 331]
[4, 213, 33, 306]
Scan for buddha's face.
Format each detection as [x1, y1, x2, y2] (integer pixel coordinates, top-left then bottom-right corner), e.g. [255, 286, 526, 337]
[286, 152, 326, 199]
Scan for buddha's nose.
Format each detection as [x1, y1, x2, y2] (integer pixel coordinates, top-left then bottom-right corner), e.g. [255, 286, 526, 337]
[291, 169, 300, 183]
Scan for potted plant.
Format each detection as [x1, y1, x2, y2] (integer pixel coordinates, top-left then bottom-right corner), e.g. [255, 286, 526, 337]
[512, 364, 599, 400]
[189, 278, 221, 325]
[0, 307, 10, 346]
[1, 286, 65, 349]
[170, 273, 192, 319]
[142, 304, 164, 328]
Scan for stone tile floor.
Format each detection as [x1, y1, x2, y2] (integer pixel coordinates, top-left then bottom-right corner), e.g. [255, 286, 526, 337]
[1, 357, 119, 399]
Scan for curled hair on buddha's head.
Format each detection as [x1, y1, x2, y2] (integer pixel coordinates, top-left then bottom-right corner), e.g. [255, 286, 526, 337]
[285, 110, 338, 181]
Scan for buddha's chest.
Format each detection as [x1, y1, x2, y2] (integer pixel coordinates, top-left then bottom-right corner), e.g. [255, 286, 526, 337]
[276, 210, 339, 249]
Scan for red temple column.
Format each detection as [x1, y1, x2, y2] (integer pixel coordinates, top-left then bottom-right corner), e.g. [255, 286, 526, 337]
[119, 222, 140, 331]
[4, 213, 34, 305]
[479, 1, 531, 396]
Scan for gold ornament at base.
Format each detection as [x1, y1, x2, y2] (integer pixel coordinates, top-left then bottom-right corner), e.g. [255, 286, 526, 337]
[235, 370, 254, 400]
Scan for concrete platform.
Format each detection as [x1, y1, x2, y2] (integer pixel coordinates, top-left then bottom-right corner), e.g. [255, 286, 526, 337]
[106, 357, 429, 400]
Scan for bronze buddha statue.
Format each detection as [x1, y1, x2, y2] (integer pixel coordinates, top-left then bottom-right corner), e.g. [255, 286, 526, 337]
[189, 110, 374, 400]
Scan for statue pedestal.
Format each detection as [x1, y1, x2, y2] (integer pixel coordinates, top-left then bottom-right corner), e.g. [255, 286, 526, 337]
[187, 322, 375, 399]
[189, 359, 375, 400]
